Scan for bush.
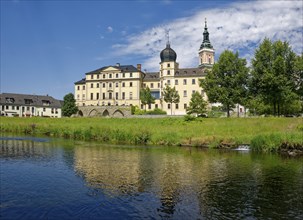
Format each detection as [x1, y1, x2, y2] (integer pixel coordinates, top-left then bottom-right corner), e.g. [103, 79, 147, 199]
[146, 108, 166, 115]
[184, 114, 196, 121]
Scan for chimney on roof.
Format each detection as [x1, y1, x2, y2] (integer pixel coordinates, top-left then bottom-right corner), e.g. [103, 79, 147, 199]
[116, 63, 120, 67]
[137, 64, 141, 71]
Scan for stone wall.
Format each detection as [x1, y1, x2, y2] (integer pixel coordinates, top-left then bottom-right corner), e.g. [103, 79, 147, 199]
[77, 106, 131, 118]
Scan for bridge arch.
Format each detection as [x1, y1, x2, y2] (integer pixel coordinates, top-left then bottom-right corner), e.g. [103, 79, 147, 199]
[88, 109, 99, 117]
[78, 110, 84, 117]
[113, 109, 124, 117]
[102, 109, 109, 117]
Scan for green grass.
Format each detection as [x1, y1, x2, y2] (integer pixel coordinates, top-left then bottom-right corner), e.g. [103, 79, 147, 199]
[0, 117, 302, 151]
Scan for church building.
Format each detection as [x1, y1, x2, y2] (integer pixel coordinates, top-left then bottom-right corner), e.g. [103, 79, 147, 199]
[74, 19, 214, 115]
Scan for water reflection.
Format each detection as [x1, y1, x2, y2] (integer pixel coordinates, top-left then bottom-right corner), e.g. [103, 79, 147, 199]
[1, 138, 303, 219]
[73, 145, 303, 219]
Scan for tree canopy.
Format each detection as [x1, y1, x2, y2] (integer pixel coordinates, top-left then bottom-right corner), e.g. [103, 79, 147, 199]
[200, 50, 249, 117]
[250, 38, 300, 116]
[186, 91, 207, 116]
[140, 87, 155, 110]
[163, 85, 180, 115]
[62, 93, 78, 117]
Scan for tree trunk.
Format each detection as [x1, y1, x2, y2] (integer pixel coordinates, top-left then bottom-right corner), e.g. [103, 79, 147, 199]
[273, 101, 276, 116]
[227, 104, 230, 117]
[171, 102, 173, 115]
[237, 104, 240, 118]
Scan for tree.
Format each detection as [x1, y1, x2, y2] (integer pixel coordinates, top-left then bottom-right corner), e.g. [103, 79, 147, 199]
[140, 87, 155, 110]
[294, 53, 303, 112]
[163, 85, 180, 115]
[186, 91, 207, 116]
[250, 38, 299, 116]
[200, 50, 249, 117]
[62, 93, 78, 117]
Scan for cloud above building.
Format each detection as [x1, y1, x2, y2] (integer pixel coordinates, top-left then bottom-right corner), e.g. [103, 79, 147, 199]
[112, 1, 302, 71]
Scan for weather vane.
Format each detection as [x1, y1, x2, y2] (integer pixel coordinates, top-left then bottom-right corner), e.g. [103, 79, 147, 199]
[165, 29, 170, 45]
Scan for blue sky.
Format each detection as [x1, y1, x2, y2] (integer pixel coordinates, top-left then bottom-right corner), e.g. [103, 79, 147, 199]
[1, 0, 302, 100]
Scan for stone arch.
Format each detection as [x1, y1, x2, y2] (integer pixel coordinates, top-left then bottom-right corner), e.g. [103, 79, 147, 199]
[88, 109, 99, 117]
[113, 109, 124, 117]
[102, 109, 109, 117]
[78, 110, 84, 117]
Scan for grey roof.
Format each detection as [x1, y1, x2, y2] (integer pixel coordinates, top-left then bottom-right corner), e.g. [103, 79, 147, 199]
[75, 78, 86, 85]
[143, 72, 160, 81]
[0, 93, 62, 108]
[85, 65, 140, 75]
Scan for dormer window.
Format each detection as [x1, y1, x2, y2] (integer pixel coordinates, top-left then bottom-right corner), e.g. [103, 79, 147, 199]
[25, 99, 33, 105]
[42, 100, 50, 106]
[5, 98, 14, 103]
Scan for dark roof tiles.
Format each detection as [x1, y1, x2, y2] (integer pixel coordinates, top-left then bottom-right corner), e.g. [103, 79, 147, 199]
[0, 93, 62, 108]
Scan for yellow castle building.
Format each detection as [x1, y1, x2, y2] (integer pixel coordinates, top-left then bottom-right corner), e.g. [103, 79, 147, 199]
[74, 20, 214, 115]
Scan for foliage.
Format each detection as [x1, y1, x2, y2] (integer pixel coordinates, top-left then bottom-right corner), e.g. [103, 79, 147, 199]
[140, 87, 155, 110]
[145, 108, 167, 115]
[132, 106, 167, 115]
[186, 91, 207, 116]
[163, 85, 180, 115]
[200, 50, 249, 117]
[183, 114, 197, 121]
[250, 39, 299, 116]
[62, 93, 78, 117]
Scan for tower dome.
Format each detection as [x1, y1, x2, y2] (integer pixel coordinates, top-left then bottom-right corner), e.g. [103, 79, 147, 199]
[160, 43, 177, 62]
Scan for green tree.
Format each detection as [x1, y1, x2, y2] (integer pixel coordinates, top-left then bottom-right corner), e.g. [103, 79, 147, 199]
[294, 53, 303, 112]
[250, 38, 299, 116]
[62, 93, 78, 117]
[200, 50, 249, 117]
[140, 87, 155, 110]
[163, 85, 180, 115]
[186, 91, 207, 116]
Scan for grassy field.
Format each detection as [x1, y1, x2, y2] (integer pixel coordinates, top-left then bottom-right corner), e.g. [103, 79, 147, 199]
[0, 117, 302, 151]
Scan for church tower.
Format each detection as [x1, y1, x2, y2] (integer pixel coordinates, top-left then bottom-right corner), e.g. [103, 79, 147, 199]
[199, 18, 215, 68]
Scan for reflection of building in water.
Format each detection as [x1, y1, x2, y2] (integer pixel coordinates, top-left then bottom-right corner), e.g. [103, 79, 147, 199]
[74, 146, 143, 195]
[0, 138, 53, 159]
[73, 145, 201, 216]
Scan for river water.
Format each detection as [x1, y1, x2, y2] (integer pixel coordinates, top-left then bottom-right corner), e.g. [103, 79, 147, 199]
[0, 136, 302, 219]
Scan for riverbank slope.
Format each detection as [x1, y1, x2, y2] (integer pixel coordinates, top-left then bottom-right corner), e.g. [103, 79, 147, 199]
[1, 117, 302, 153]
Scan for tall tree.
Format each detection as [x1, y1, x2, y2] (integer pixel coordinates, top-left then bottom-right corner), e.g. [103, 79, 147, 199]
[250, 38, 298, 116]
[200, 50, 249, 117]
[186, 91, 207, 116]
[163, 85, 180, 115]
[62, 93, 78, 117]
[140, 87, 155, 110]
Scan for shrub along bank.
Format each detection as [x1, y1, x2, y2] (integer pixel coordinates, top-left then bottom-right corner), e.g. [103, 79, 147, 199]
[0, 117, 302, 153]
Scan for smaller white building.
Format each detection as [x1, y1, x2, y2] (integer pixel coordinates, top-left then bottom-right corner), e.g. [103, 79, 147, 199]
[0, 93, 62, 118]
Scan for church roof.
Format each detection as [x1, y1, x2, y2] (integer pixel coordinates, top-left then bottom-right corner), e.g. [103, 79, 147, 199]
[75, 78, 86, 84]
[160, 43, 177, 63]
[85, 65, 140, 75]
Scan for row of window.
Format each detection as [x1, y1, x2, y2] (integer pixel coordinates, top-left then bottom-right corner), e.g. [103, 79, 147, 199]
[78, 82, 134, 90]
[1, 105, 58, 113]
[140, 103, 188, 110]
[143, 78, 197, 89]
[77, 92, 133, 101]
[166, 78, 196, 86]
[90, 72, 134, 80]
[78, 90, 204, 101]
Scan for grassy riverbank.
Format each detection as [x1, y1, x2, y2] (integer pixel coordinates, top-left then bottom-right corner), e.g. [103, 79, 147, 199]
[1, 117, 302, 152]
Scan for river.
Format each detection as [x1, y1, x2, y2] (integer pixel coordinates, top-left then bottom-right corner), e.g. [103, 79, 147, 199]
[0, 136, 302, 219]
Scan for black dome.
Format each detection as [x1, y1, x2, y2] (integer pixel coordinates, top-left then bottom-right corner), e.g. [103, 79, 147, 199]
[160, 43, 177, 62]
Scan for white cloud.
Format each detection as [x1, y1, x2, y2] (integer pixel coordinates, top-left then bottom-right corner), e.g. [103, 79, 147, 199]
[107, 26, 114, 33]
[112, 1, 303, 71]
